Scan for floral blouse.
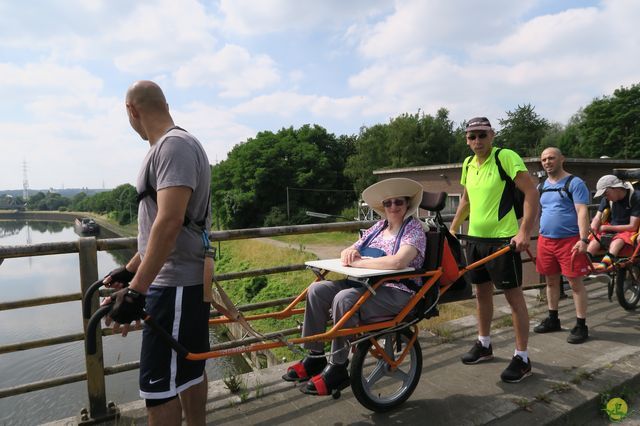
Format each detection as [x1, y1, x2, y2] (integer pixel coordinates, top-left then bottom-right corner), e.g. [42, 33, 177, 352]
[353, 217, 426, 293]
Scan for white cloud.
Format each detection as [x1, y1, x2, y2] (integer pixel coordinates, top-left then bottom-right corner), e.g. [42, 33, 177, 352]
[478, 8, 601, 61]
[1, 0, 639, 191]
[0, 62, 102, 95]
[174, 44, 280, 97]
[355, 0, 537, 59]
[233, 91, 368, 121]
[172, 102, 256, 164]
[108, 0, 218, 74]
[345, 0, 640, 128]
[219, 0, 389, 35]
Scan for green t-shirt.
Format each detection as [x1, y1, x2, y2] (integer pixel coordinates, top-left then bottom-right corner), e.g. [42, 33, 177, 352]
[461, 147, 528, 238]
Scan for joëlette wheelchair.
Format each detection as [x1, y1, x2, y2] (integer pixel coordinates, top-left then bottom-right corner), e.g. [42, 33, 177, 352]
[84, 191, 513, 412]
[575, 214, 640, 311]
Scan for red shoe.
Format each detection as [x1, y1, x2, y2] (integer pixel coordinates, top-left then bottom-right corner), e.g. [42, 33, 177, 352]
[282, 356, 327, 382]
[301, 362, 350, 396]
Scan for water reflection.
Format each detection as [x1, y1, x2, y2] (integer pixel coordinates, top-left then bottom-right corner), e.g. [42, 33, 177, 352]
[0, 220, 248, 425]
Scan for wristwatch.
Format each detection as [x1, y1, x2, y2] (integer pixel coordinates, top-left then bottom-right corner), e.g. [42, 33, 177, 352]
[580, 238, 589, 244]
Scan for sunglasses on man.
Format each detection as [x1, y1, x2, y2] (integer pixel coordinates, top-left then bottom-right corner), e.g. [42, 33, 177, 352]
[382, 198, 407, 208]
[466, 133, 488, 141]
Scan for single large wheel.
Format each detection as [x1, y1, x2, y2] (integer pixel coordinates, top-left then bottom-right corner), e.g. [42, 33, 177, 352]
[616, 264, 640, 310]
[350, 327, 422, 412]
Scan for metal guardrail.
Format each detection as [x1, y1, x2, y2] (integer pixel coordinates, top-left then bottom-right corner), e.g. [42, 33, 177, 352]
[0, 220, 376, 423]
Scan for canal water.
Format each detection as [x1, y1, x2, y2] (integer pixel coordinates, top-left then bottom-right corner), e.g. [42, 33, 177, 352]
[0, 220, 248, 425]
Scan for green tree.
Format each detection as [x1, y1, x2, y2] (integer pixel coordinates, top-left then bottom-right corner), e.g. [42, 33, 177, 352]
[571, 83, 640, 159]
[494, 104, 550, 157]
[346, 108, 457, 194]
[212, 125, 356, 228]
[111, 184, 137, 224]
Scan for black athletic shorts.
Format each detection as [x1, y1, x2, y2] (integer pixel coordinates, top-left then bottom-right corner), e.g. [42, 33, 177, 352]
[139, 284, 210, 400]
[465, 237, 522, 290]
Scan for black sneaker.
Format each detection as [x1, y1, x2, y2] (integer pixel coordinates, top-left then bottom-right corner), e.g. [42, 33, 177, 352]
[533, 316, 561, 333]
[500, 355, 532, 383]
[461, 341, 493, 364]
[567, 324, 589, 344]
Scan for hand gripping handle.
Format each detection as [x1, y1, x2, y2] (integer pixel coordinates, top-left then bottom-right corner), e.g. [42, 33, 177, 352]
[85, 304, 190, 359]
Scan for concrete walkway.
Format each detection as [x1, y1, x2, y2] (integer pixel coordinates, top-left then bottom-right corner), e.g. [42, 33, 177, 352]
[51, 276, 640, 425]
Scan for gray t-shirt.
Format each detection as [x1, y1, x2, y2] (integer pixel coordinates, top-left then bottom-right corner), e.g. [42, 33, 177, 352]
[136, 127, 211, 287]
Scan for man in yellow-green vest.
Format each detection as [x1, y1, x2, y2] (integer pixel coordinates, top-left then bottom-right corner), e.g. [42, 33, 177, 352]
[450, 117, 539, 383]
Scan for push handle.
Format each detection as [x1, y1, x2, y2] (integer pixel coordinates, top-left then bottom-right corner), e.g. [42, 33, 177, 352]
[85, 303, 190, 359]
[82, 279, 104, 319]
[85, 304, 112, 355]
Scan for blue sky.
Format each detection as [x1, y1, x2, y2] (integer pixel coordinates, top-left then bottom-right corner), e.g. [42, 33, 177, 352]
[1, 0, 637, 190]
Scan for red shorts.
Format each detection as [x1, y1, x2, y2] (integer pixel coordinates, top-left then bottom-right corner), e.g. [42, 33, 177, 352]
[590, 230, 635, 247]
[536, 235, 590, 278]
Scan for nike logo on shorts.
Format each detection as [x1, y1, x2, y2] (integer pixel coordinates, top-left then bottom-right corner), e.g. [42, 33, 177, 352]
[149, 377, 164, 384]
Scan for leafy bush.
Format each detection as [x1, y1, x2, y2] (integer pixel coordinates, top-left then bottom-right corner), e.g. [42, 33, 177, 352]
[244, 276, 268, 301]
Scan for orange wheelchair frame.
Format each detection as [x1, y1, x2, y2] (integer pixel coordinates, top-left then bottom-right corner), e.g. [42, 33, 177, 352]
[84, 191, 513, 412]
[577, 226, 640, 311]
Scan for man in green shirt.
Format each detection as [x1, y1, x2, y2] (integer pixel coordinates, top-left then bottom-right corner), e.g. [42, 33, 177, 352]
[450, 117, 539, 383]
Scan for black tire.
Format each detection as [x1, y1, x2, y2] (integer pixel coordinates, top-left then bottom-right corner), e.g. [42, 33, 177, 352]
[616, 265, 640, 310]
[350, 328, 422, 412]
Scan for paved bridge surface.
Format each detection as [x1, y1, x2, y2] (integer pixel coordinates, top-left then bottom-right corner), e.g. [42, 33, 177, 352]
[50, 277, 640, 425]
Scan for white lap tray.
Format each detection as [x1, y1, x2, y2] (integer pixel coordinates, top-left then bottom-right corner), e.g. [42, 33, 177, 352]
[305, 258, 414, 277]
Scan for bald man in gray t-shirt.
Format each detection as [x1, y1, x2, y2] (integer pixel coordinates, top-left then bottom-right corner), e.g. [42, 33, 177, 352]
[103, 81, 211, 425]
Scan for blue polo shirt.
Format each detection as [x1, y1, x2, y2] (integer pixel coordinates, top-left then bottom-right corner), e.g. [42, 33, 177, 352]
[539, 175, 590, 238]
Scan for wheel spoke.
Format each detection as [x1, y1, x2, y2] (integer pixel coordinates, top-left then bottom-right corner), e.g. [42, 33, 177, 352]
[365, 360, 387, 386]
[389, 366, 409, 383]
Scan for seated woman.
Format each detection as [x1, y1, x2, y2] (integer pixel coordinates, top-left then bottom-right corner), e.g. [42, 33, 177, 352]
[282, 178, 426, 395]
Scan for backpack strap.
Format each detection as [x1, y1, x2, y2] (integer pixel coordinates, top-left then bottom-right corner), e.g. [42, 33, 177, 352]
[137, 126, 210, 232]
[359, 217, 413, 255]
[538, 174, 575, 203]
[359, 220, 386, 251]
[494, 148, 512, 183]
[564, 175, 575, 202]
[462, 155, 473, 185]
[537, 177, 547, 195]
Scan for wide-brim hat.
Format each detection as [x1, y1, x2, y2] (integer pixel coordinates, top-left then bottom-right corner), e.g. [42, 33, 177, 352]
[594, 174, 634, 198]
[362, 178, 424, 219]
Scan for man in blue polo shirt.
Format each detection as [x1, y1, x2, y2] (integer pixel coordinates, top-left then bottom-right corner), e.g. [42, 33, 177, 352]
[534, 147, 591, 344]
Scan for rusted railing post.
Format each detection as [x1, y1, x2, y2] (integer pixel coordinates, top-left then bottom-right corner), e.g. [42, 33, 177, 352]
[78, 237, 116, 422]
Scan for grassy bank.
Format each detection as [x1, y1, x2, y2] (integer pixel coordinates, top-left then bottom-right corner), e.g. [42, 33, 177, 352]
[215, 238, 321, 361]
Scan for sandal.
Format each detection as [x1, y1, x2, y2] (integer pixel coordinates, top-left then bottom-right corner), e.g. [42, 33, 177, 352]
[282, 356, 327, 382]
[301, 362, 350, 396]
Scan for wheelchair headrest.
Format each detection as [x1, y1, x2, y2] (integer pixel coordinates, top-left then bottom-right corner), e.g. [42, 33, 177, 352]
[420, 191, 447, 212]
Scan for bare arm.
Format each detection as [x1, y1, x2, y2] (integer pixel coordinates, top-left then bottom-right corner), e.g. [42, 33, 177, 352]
[601, 216, 640, 234]
[590, 210, 602, 232]
[449, 188, 469, 235]
[572, 203, 590, 253]
[128, 186, 192, 294]
[126, 253, 142, 273]
[512, 171, 539, 251]
[348, 244, 418, 270]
